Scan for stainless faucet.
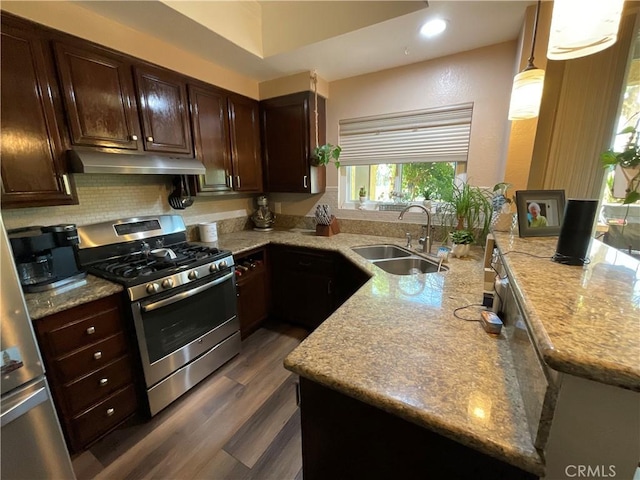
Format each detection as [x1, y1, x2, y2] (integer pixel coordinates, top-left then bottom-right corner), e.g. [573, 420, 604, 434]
[398, 205, 432, 254]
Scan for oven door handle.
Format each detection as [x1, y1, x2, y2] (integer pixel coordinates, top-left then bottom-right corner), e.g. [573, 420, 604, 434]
[141, 272, 234, 312]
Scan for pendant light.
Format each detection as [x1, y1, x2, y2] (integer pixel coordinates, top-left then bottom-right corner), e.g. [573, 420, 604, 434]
[547, 0, 624, 60]
[508, 0, 545, 120]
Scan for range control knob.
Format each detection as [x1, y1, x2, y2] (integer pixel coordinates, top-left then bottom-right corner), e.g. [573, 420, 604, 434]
[161, 279, 174, 289]
[188, 270, 199, 281]
[209, 263, 218, 273]
[219, 260, 227, 269]
[146, 283, 160, 294]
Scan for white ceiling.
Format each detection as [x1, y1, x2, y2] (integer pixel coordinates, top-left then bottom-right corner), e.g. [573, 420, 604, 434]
[76, 1, 531, 83]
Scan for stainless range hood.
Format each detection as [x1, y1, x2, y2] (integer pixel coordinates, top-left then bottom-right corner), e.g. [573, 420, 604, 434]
[67, 150, 206, 175]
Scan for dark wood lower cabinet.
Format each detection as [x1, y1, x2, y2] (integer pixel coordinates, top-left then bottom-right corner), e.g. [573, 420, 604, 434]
[33, 293, 139, 453]
[270, 245, 335, 330]
[270, 245, 369, 331]
[235, 248, 269, 339]
[299, 378, 538, 480]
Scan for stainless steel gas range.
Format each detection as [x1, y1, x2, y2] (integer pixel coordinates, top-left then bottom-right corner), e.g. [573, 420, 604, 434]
[76, 216, 239, 416]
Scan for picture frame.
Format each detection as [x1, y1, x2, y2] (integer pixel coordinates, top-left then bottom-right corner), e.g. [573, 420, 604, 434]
[515, 190, 566, 237]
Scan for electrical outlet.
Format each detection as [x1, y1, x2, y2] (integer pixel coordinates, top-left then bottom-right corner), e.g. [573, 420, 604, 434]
[274, 202, 282, 214]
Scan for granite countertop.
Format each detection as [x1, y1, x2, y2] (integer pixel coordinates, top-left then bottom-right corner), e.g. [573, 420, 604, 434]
[211, 229, 544, 476]
[28, 229, 543, 475]
[25, 274, 123, 320]
[493, 232, 640, 392]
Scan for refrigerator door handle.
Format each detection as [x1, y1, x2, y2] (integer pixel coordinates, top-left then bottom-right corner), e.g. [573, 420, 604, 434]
[1, 386, 47, 427]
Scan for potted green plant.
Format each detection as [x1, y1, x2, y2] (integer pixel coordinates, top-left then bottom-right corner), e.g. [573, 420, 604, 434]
[358, 186, 367, 203]
[441, 182, 493, 243]
[601, 120, 640, 204]
[422, 188, 432, 210]
[449, 229, 475, 258]
[311, 143, 342, 168]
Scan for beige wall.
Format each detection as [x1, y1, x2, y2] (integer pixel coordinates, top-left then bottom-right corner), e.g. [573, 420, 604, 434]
[325, 41, 518, 188]
[1, 1, 259, 99]
[259, 72, 330, 100]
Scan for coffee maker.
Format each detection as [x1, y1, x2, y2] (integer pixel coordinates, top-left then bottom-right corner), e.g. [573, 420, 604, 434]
[7, 224, 86, 293]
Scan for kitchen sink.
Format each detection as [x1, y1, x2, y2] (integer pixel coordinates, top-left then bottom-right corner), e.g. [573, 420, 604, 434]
[352, 244, 448, 275]
[351, 244, 413, 260]
[373, 257, 447, 275]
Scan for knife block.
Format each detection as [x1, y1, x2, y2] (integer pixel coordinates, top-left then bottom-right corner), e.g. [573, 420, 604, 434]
[316, 216, 340, 236]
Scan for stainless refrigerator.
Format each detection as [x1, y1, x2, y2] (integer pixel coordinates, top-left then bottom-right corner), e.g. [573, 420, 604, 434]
[1, 216, 76, 479]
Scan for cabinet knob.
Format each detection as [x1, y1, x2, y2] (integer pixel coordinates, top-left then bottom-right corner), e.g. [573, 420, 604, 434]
[86, 326, 96, 335]
[146, 136, 154, 142]
[131, 134, 138, 141]
[93, 351, 102, 360]
[106, 408, 115, 417]
[99, 378, 109, 386]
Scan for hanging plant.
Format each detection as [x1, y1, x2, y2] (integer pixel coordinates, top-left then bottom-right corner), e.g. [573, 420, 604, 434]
[310, 71, 342, 169]
[311, 144, 342, 168]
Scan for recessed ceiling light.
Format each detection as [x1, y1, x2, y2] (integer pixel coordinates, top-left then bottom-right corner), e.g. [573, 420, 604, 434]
[420, 18, 447, 38]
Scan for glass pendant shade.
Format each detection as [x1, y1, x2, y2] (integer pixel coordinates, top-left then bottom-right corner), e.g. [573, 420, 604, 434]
[508, 68, 546, 120]
[547, 0, 624, 60]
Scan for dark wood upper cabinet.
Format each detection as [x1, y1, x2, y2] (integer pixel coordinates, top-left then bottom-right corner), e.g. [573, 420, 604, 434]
[1, 18, 77, 208]
[228, 94, 262, 192]
[54, 42, 141, 150]
[134, 66, 193, 155]
[260, 91, 326, 194]
[188, 84, 233, 192]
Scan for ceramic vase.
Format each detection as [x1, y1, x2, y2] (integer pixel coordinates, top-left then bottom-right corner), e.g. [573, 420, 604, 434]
[451, 243, 470, 258]
[490, 212, 515, 232]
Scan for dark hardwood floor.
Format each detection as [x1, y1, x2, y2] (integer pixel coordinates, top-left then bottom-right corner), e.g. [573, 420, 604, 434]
[72, 322, 309, 480]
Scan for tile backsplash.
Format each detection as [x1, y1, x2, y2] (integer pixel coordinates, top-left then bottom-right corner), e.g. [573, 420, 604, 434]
[1, 174, 256, 231]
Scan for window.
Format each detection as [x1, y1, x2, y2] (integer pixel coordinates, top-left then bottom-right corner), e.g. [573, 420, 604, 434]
[339, 103, 472, 207]
[345, 162, 458, 202]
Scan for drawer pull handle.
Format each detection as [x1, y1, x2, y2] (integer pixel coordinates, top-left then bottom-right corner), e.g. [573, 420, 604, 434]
[93, 351, 102, 360]
[99, 378, 108, 386]
[106, 408, 115, 417]
[86, 326, 96, 335]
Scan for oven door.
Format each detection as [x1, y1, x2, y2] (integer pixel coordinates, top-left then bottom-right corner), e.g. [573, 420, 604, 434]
[131, 270, 238, 388]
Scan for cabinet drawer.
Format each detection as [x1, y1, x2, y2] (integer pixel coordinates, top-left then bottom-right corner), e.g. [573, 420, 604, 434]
[46, 306, 122, 356]
[53, 333, 128, 384]
[281, 249, 334, 274]
[70, 384, 137, 449]
[63, 356, 133, 414]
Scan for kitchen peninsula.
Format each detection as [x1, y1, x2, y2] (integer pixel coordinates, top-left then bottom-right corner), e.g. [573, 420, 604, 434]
[212, 229, 639, 479]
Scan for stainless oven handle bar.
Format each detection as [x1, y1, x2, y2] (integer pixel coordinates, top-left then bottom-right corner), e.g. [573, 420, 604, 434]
[141, 271, 234, 312]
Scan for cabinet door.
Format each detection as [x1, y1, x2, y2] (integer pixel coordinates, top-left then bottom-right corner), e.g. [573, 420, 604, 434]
[135, 66, 193, 155]
[261, 91, 326, 193]
[270, 246, 335, 331]
[237, 269, 269, 339]
[188, 84, 233, 192]
[1, 21, 76, 208]
[54, 42, 141, 150]
[228, 95, 263, 192]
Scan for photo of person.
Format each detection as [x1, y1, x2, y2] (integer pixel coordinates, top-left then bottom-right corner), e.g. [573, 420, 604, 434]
[527, 202, 548, 228]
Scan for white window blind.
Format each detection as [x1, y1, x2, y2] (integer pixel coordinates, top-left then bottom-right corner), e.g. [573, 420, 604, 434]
[338, 102, 473, 166]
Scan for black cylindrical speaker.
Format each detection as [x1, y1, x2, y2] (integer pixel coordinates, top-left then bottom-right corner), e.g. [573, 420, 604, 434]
[553, 199, 599, 265]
